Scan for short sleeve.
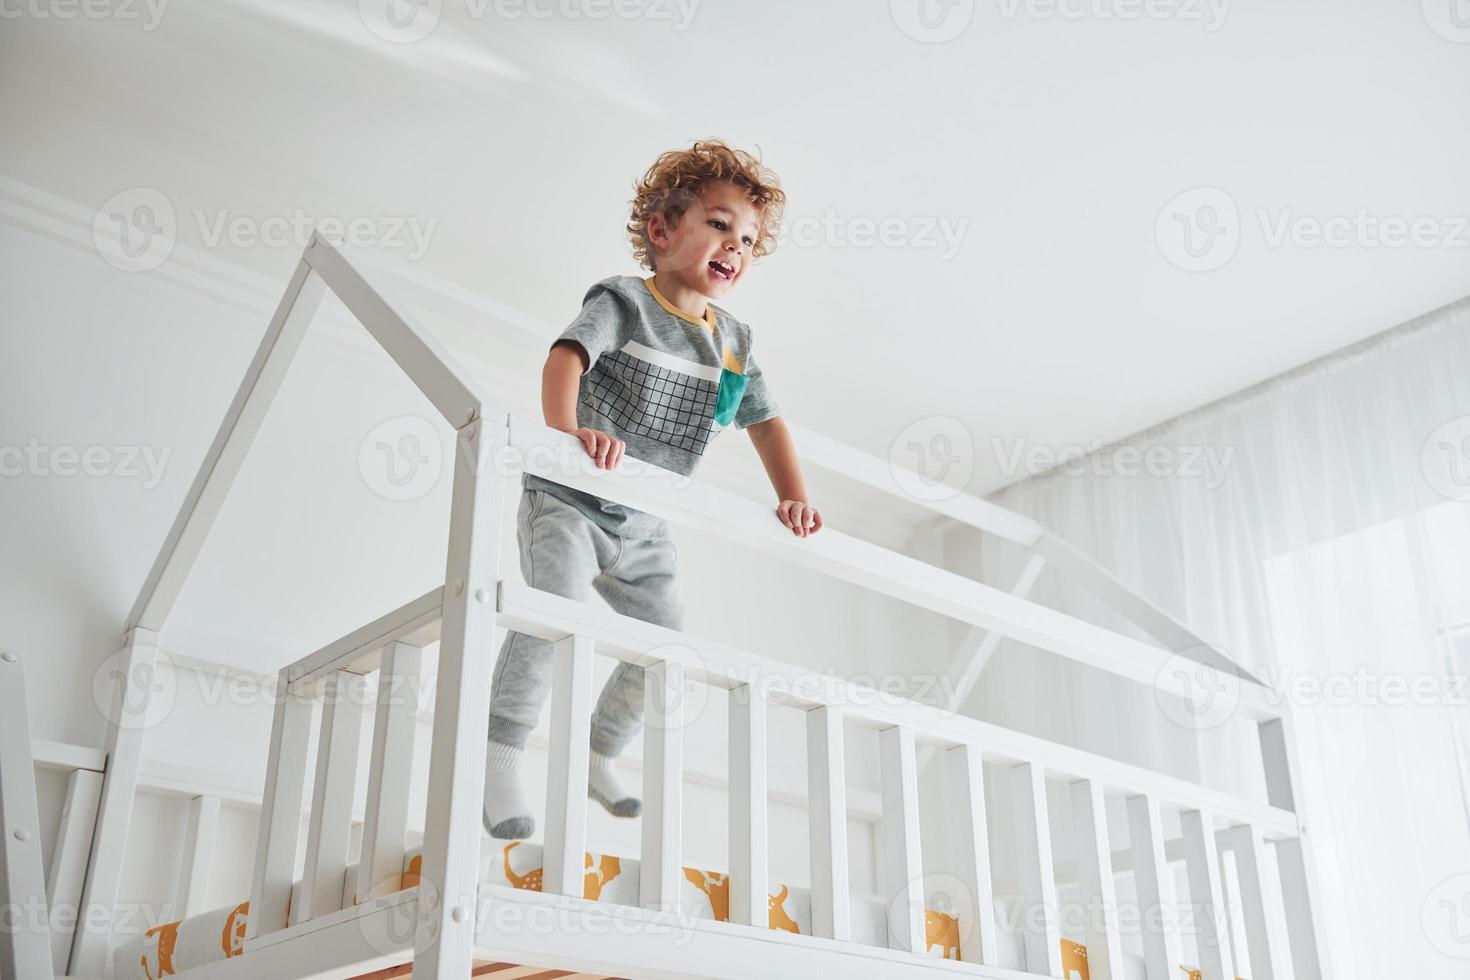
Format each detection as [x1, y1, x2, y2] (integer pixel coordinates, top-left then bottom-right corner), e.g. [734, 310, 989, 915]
[734, 350, 780, 428]
[556, 281, 633, 375]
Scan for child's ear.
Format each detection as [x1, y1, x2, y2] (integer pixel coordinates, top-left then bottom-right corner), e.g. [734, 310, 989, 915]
[647, 212, 670, 250]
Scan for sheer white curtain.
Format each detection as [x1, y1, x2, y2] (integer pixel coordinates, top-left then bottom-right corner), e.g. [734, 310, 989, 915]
[966, 299, 1470, 979]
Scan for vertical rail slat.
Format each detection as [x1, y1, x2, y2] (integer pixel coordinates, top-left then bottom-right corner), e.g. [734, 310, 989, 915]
[177, 794, 220, 917]
[545, 634, 594, 898]
[45, 767, 102, 969]
[0, 651, 54, 980]
[70, 628, 158, 973]
[1127, 794, 1182, 980]
[640, 660, 684, 911]
[1070, 779, 1125, 980]
[414, 416, 505, 980]
[1220, 823, 1291, 980]
[1259, 715, 1327, 980]
[729, 681, 769, 927]
[357, 642, 423, 904]
[1181, 810, 1236, 980]
[946, 743, 998, 966]
[296, 671, 367, 922]
[807, 705, 850, 941]
[1012, 762, 1062, 977]
[246, 678, 315, 940]
[879, 726, 924, 953]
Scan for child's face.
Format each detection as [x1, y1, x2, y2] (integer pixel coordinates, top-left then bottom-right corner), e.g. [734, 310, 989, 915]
[648, 181, 763, 299]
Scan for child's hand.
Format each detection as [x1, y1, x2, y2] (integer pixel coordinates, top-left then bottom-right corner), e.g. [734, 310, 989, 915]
[777, 500, 822, 538]
[569, 427, 625, 470]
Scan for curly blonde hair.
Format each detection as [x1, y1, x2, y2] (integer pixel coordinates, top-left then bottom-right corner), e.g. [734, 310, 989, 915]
[626, 140, 787, 271]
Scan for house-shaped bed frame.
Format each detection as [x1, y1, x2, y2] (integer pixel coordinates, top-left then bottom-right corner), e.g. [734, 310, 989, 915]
[1, 235, 1331, 980]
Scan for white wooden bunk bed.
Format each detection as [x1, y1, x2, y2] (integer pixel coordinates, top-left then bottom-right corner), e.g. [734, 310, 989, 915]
[1, 235, 1333, 980]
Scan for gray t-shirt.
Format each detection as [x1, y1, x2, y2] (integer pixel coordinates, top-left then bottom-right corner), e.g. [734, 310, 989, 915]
[523, 275, 780, 533]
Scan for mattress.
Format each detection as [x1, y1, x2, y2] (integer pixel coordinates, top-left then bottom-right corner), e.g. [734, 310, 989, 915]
[114, 842, 1230, 980]
[114, 840, 963, 978]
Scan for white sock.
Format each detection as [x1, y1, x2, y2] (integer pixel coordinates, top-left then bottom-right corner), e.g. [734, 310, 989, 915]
[588, 751, 641, 818]
[483, 741, 534, 839]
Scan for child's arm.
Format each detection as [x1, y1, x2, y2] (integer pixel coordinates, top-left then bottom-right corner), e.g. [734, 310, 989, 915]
[544, 341, 624, 470]
[746, 417, 822, 538]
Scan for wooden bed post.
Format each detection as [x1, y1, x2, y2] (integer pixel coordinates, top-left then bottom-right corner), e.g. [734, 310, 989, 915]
[1258, 713, 1329, 980]
[0, 650, 55, 980]
[413, 411, 507, 980]
[69, 627, 160, 975]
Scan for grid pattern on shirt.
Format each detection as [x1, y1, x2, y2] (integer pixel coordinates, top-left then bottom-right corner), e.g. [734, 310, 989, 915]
[583, 349, 718, 454]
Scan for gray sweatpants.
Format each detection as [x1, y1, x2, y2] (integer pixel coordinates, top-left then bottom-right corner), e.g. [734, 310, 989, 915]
[487, 484, 684, 756]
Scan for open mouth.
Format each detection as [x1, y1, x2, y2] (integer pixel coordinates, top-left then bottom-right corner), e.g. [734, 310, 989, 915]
[708, 259, 735, 281]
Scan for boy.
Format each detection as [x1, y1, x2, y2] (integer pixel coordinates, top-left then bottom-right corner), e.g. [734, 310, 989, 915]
[483, 140, 823, 840]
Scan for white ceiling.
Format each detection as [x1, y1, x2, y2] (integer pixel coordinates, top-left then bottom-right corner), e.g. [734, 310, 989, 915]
[3, 0, 1469, 497]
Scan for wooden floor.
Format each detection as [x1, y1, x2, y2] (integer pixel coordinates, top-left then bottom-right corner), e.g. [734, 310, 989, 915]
[351, 960, 625, 979]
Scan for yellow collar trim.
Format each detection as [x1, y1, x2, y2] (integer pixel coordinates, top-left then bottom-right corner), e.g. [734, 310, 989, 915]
[643, 277, 717, 332]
